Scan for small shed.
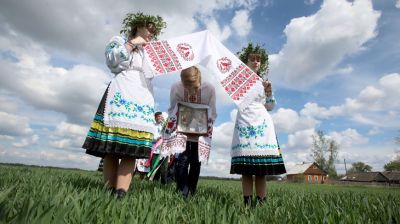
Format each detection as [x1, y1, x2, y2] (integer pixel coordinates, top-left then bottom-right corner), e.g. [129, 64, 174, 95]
[341, 172, 388, 182]
[286, 162, 328, 184]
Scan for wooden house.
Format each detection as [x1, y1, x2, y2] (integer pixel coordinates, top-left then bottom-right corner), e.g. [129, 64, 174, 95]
[381, 171, 400, 184]
[286, 162, 328, 184]
[341, 172, 388, 183]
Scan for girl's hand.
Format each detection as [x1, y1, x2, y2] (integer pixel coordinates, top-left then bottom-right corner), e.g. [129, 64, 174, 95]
[130, 36, 147, 45]
[262, 80, 272, 97]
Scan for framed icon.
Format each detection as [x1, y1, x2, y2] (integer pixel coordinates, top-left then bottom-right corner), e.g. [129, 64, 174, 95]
[177, 102, 209, 135]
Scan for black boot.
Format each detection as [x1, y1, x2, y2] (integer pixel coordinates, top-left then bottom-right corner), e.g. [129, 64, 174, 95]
[256, 196, 265, 206]
[115, 189, 127, 199]
[243, 195, 252, 207]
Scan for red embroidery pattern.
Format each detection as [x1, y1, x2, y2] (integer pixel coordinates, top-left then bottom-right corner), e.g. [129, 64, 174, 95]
[143, 41, 182, 74]
[198, 140, 211, 160]
[184, 88, 201, 103]
[220, 64, 261, 101]
[217, 57, 232, 73]
[176, 43, 194, 61]
[161, 134, 187, 154]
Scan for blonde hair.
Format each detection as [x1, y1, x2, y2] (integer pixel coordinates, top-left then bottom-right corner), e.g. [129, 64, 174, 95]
[180, 66, 201, 93]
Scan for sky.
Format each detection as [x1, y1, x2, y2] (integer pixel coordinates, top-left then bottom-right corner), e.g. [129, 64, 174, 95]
[0, 0, 399, 178]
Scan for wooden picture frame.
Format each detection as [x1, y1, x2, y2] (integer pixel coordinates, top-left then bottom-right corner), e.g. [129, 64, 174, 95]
[177, 102, 209, 135]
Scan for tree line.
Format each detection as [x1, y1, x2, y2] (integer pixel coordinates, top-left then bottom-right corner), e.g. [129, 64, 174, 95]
[310, 130, 400, 176]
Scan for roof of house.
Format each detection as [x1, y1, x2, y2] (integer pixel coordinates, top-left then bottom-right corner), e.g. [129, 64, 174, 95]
[382, 171, 400, 181]
[286, 162, 317, 175]
[341, 172, 389, 182]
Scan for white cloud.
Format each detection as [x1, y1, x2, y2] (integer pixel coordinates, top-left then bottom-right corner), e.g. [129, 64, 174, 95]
[0, 95, 19, 113]
[13, 134, 39, 148]
[367, 127, 382, 135]
[300, 102, 342, 119]
[53, 122, 87, 138]
[0, 38, 110, 125]
[204, 18, 232, 42]
[335, 65, 353, 74]
[0, 0, 259, 65]
[0, 135, 15, 141]
[329, 128, 369, 149]
[284, 128, 316, 152]
[0, 111, 33, 136]
[270, 0, 381, 88]
[231, 10, 252, 37]
[396, 0, 400, 9]
[298, 73, 400, 128]
[272, 108, 319, 133]
[305, 0, 318, 5]
[49, 121, 88, 149]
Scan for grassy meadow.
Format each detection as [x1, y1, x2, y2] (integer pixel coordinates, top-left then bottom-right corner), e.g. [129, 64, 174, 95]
[0, 163, 399, 223]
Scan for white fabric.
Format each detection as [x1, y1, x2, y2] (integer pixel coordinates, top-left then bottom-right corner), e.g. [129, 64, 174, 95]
[103, 36, 156, 134]
[231, 92, 280, 157]
[142, 30, 264, 110]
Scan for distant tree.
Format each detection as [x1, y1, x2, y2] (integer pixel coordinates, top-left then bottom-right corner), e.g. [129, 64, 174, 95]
[384, 154, 400, 171]
[310, 130, 339, 177]
[348, 162, 372, 173]
[384, 132, 400, 171]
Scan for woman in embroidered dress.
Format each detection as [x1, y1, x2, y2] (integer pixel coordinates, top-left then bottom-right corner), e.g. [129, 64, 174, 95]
[168, 66, 217, 199]
[230, 43, 286, 206]
[82, 12, 166, 199]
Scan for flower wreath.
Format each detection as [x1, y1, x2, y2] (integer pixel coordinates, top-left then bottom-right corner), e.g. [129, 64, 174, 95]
[236, 42, 269, 75]
[120, 12, 167, 40]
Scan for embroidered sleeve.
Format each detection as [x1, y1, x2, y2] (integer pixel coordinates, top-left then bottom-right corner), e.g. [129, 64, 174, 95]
[105, 36, 130, 74]
[168, 83, 180, 116]
[265, 94, 276, 111]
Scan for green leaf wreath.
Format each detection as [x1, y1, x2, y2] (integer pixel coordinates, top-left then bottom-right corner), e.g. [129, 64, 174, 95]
[236, 42, 269, 75]
[120, 12, 167, 40]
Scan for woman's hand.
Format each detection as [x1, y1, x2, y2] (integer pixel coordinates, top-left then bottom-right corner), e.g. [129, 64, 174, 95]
[130, 36, 147, 45]
[126, 36, 147, 51]
[262, 80, 273, 97]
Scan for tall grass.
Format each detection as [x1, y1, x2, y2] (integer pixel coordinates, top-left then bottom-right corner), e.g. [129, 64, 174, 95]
[0, 164, 399, 223]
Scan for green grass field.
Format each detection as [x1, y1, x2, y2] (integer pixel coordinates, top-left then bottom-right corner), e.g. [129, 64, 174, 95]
[0, 164, 399, 224]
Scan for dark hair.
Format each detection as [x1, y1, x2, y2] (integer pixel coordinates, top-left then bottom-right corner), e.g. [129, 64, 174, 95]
[155, 111, 163, 117]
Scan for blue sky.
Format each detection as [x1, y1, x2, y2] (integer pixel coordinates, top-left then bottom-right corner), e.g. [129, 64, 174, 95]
[0, 0, 399, 177]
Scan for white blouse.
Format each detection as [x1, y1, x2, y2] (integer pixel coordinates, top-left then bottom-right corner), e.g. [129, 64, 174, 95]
[103, 36, 156, 134]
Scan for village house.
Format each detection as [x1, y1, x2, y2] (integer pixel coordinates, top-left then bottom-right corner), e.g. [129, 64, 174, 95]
[286, 162, 328, 184]
[340, 172, 388, 183]
[382, 171, 400, 184]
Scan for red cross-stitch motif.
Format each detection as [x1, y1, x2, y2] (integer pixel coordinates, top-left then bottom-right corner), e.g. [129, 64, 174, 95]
[161, 134, 187, 154]
[184, 88, 201, 103]
[220, 64, 261, 101]
[176, 43, 194, 61]
[143, 41, 182, 74]
[216, 57, 232, 73]
[198, 140, 211, 160]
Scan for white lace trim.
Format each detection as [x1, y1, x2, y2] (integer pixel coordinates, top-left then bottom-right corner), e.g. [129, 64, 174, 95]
[231, 149, 281, 157]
